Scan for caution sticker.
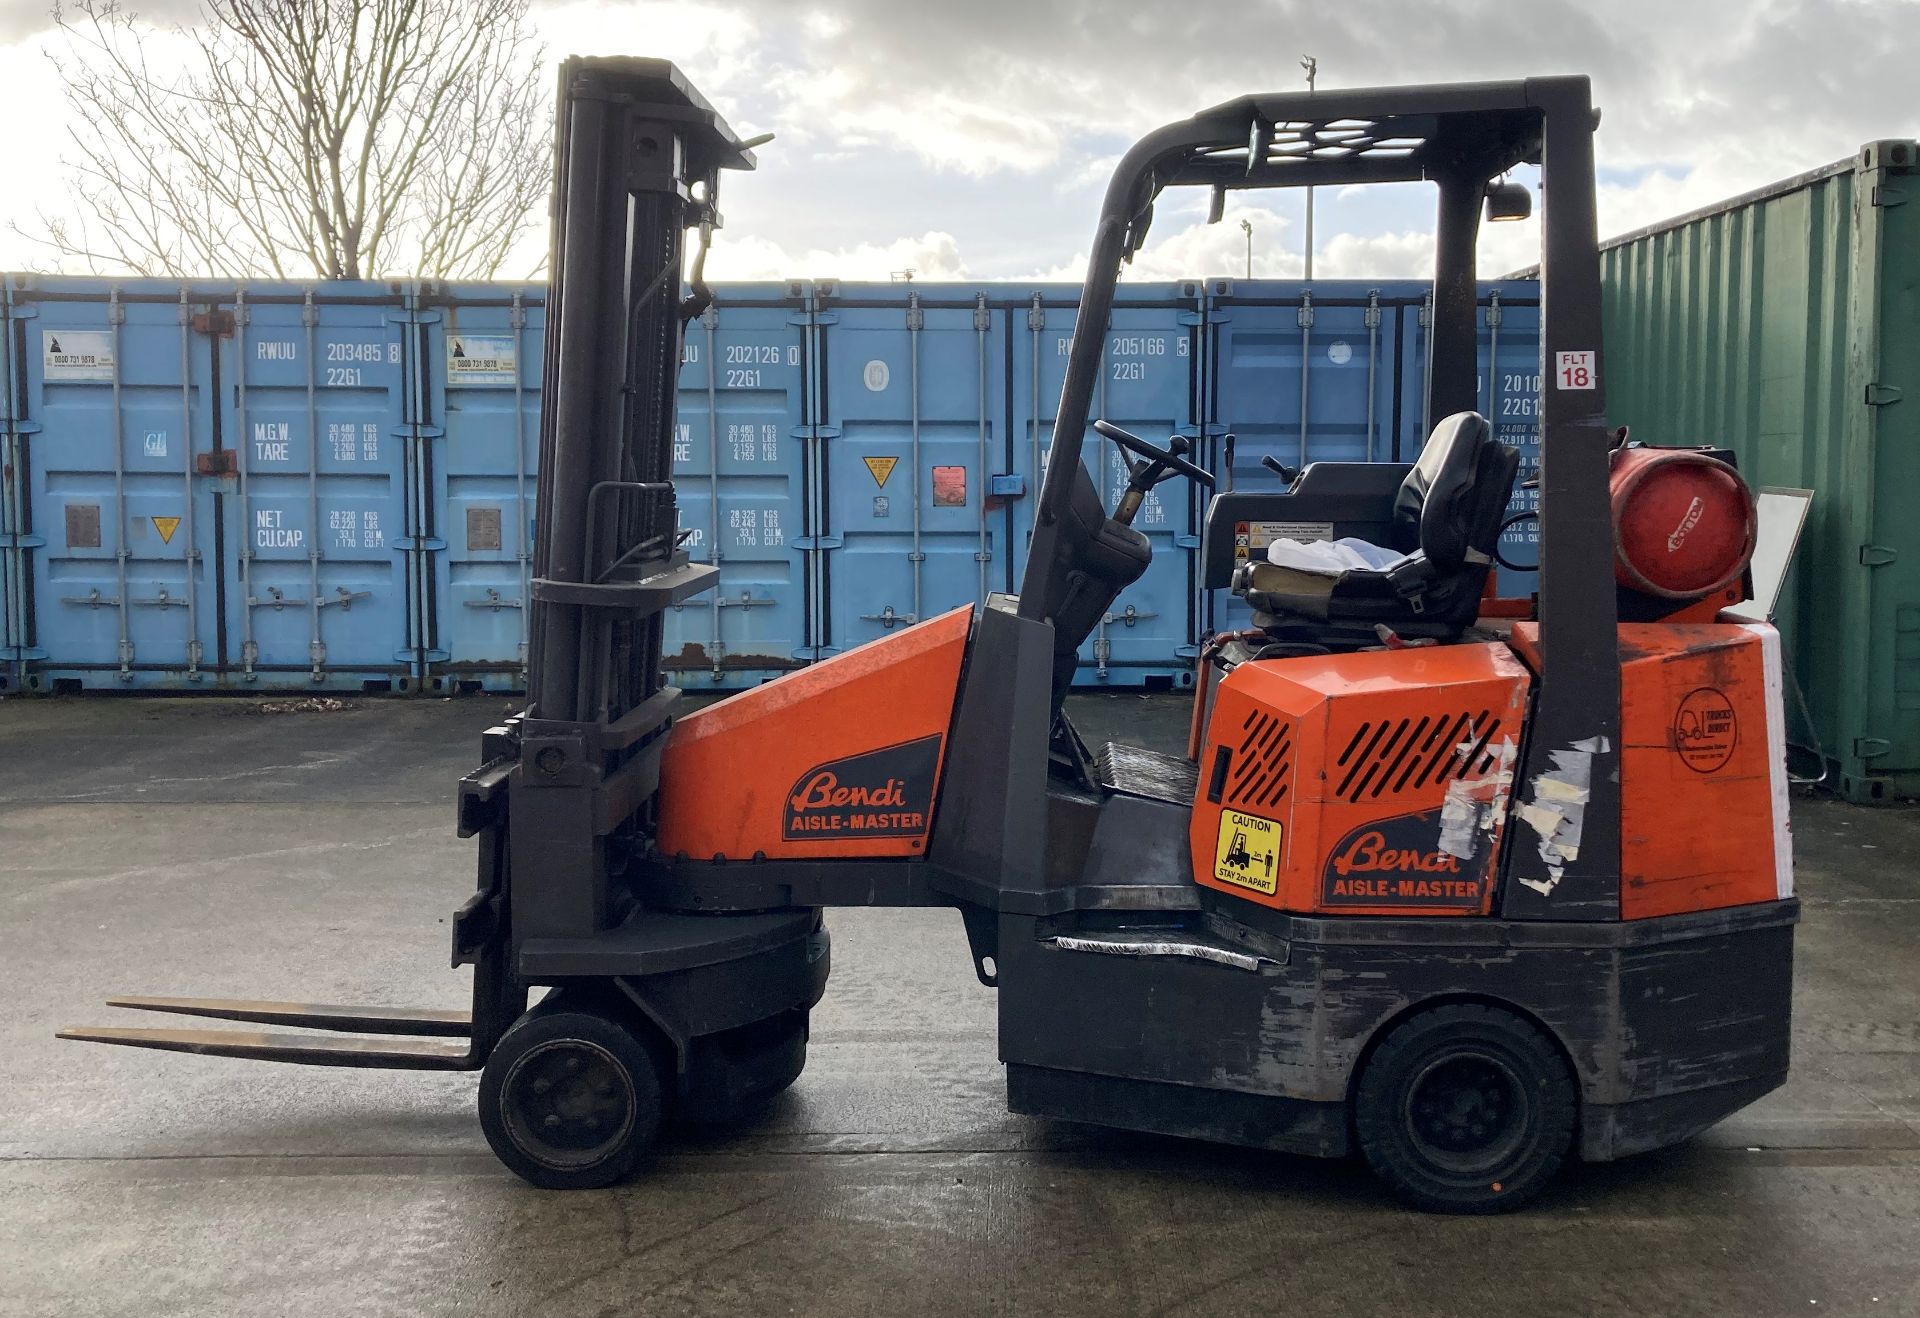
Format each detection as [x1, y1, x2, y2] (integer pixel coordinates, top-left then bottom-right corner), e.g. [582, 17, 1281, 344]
[1213, 809, 1281, 895]
[151, 515, 182, 545]
[863, 455, 898, 488]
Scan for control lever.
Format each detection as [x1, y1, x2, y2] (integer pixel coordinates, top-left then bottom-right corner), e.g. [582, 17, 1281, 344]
[1261, 455, 1299, 484]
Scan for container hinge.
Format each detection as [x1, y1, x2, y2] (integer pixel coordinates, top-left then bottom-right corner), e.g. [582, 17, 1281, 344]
[1860, 544, 1898, 567]
[1027, 295, 1046, 330]
[1364, 290, 1382, 328]
[905, 292, 924, 331]
[1865, 383, 1903, 406]
[1297, 292, 1315, 328]
[973, 294, 990, 331]
[1485, 290, 1504, 328]
[1871, 185, 1906, 208]
[1854, 737, 1892, 761]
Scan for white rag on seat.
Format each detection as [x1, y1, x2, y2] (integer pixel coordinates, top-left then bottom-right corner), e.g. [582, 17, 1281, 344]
[1264, 536, 1404, 577]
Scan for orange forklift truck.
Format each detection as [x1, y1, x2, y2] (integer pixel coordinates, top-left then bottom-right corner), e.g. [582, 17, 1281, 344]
[63, 59, 1795, 1213]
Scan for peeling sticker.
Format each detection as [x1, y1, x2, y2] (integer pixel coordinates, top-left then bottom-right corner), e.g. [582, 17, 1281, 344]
[1515, 735, 1610, 895]
[1438, 736, 1518, 860]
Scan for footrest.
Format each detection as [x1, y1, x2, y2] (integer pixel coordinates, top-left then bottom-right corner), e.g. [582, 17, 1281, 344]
[103, 995, 472, 1037]
[57, 1026, 478, 1070]
[1046, 931, 1280, 973]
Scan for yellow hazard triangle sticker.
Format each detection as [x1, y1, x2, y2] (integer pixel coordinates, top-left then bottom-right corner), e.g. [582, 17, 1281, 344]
[863, 455, 898, 488]
[152, 516, 181, 544]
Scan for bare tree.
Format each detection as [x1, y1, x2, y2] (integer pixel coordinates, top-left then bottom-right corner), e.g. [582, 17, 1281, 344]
[37, 0, 550, 279]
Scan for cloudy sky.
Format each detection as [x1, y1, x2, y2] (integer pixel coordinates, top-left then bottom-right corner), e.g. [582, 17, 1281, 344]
[0, 0, 1910, 283]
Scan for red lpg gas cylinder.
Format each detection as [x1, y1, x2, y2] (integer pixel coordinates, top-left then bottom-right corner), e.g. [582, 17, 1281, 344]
[1609, 448, 1757, 599]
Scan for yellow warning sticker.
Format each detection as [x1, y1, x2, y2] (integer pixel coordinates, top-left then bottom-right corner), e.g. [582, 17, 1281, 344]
[863, 455, 898, 488]
[152, 515, 181, 545]
[1213, 808, 1281, 895]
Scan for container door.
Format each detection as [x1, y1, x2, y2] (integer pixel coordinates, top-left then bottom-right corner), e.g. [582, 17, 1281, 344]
[428, 284, 543, 692]
[1477, 287, 1543, 598]
[672, 283, 811, 684]
[220, 286, 414, 690]
[1202, 279, 1410, 636]
[0, 284, 32, 692]
[1009, 283, 1203, 687]
[815, 285, 1005, 655]
[20, 283, 222, 688]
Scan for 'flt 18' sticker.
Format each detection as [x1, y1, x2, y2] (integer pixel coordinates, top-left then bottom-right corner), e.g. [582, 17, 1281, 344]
[1321, 808, 1489, 909]
[783, 735, 942, 840]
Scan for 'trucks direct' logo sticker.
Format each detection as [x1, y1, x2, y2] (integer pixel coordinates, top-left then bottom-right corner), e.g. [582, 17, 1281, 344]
[1673, 687, 1738, 773]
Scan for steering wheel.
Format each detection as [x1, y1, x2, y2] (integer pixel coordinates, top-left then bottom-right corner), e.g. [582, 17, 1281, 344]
[1093, 420, 1215, 487]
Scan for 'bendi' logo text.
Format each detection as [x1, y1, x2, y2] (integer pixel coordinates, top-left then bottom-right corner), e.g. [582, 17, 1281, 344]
[782, 735, 942, 840]
[1321, 808, 1488, 909]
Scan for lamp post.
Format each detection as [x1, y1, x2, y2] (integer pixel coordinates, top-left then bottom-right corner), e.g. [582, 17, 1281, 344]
[1302, 54, 1317, 281]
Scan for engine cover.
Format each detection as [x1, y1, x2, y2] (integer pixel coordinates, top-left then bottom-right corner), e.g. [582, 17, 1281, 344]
[1191, 643, 1532, 916]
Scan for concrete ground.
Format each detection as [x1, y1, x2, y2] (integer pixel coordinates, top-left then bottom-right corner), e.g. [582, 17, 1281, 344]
[0, 691, 1915, 1318]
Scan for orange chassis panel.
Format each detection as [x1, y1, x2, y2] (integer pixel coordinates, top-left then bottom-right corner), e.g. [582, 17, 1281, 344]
[656, 606, 972, 861]
[1509, 621, 1789, 920]
[1191, 643, 1532, 916]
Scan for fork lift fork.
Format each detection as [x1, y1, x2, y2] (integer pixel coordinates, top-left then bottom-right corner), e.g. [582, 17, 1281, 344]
[64, 59, 1797, 1213]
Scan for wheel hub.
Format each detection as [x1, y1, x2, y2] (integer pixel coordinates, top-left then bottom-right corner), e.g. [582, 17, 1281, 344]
[503, 1039, 636, 1167]
[1407, 1053, 1523, 1166]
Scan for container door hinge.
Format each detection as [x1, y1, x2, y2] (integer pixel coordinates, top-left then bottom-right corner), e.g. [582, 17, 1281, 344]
[1854, 737, 1892, 761]
[1865, 383, 1903, 406]
[1861, 544, 1898, 567]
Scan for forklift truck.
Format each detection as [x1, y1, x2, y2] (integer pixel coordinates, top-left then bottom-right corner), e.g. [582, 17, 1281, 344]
[64, 59, 1796, 1213]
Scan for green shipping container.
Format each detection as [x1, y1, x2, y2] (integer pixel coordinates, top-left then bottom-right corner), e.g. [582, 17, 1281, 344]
[1598, 139, 1920, 802]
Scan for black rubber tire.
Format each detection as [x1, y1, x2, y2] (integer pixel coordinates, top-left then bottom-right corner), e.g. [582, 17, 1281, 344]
[1354, 1003, 1577, 1214]
[478, 1007, 666, 1190]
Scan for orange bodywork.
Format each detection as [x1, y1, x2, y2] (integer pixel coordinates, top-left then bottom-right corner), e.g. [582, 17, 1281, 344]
[656, 606, 972, 861]
[1510, 621, 1790, 919]
[1191, 643, 1531, 916]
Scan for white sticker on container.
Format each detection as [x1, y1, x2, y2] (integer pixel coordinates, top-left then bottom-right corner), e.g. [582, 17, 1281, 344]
[1554, 350, 1596, 390]
[448, 335, 518, 384]
[44, 330, 115, 381]
[1327, 340, 1353, 365]
[863, 359, 890, 392]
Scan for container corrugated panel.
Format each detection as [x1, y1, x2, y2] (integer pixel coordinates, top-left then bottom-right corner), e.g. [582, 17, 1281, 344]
[1205, 279, 1541, 633]
[420, 282, 543, 692]
[1597, 141, 1920, 800]
[809, 283, 1006, 657]
[1009, 281, 1205, 686]
[673, 283, 811, 681]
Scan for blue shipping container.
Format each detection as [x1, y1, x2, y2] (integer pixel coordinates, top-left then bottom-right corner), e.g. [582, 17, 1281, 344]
[4, 275, 1545, 694]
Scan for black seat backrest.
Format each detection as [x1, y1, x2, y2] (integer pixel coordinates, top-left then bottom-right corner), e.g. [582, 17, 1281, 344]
[1390, 412, 1516, 572]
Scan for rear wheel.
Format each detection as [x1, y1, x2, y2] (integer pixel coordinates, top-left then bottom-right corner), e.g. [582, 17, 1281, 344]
[479, 1007, 667, 1190]
[1354, 1003, 1576, 1214]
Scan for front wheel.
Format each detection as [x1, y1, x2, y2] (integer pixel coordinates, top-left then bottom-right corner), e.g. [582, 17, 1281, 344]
[1354, 1003, 1577, 1214]
[478, 1007, 667, 1190]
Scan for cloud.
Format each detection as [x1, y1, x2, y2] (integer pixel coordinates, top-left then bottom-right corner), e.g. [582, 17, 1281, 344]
[705, 228, 970, 282]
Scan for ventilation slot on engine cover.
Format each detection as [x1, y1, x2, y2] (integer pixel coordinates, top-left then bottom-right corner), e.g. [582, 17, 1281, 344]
[1334, 711, 1503, 803]
[1225, 708, 1293, 811]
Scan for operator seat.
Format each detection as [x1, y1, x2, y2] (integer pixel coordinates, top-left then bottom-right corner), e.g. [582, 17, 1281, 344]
[1234, 412, 1519, 650]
